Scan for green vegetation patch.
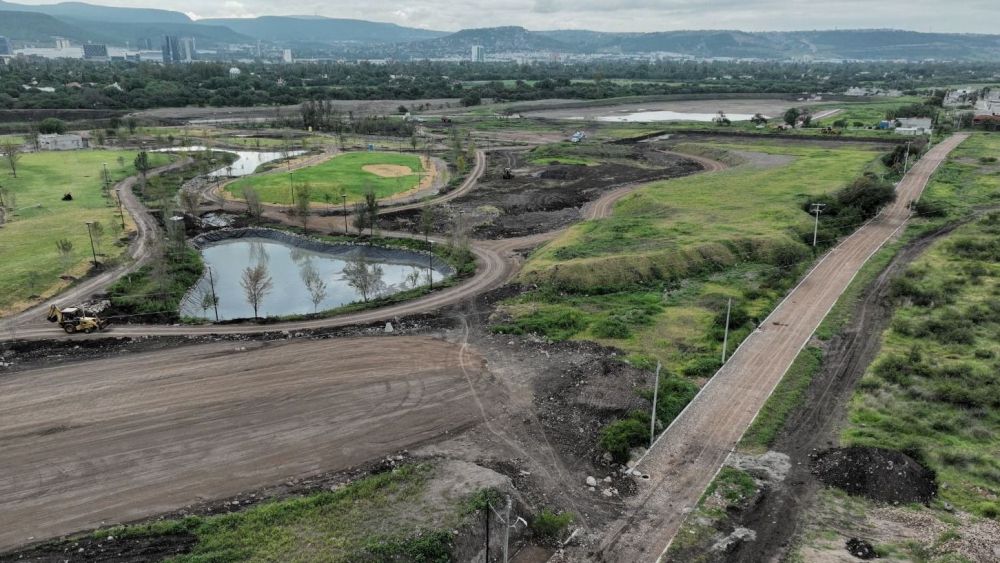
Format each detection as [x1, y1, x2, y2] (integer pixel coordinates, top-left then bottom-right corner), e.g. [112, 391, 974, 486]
[0, 150, 171, 314]
[96, 463, 476, 562]
[739, 346, 824, 452]
[844, 214, 1000, 517]
[523, 142, 881, 291]
[227, 151, 425, 205]
[918, 133, 1000, 223]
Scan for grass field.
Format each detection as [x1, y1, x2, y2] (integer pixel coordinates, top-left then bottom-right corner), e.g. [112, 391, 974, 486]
[226, 151, 426, 205]
[500, 140, 882, 383]
[812, 96, 926, 126]
[0, 150, 172, 315]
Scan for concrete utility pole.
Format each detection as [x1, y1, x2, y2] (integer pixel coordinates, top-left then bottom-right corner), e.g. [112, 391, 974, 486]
[650, 361, 661, 449]
[903, 140, 912, 175]
[85, 221, 98, 266]
[488, 495, 526, 563]
[721, 297, 732, 364]
[207, 266, 220, 322]
[811, 203, 826, 247]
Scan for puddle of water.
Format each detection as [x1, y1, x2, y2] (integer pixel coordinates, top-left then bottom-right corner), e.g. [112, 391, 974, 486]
[181, 237, 447, 320]
[593, 111, 760, 122]
[153, 146, 304, 176]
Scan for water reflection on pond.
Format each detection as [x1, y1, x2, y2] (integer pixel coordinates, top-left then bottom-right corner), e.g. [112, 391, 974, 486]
[154, 146, 305, 177]
[182, 237, 448, 320]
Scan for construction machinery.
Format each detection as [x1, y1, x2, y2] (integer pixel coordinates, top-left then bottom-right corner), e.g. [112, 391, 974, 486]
[46, 305, 109, 334]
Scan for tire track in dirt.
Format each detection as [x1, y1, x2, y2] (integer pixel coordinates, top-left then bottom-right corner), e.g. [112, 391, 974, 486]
[593, 134, 969, 563]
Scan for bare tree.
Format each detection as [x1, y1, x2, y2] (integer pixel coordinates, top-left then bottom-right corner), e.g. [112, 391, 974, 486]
[363, 188, 379, 238]
[240, 262, 273, 319]
[300, 261, 327, 313]
[200, 290, 219, 320]
[243, 186, 264, 224]
[352, 202, 368, 235]
[342, 251, 385, 303]
[1, 140, 22, 178]
[294, 182, 312, 233]
[55, 238, 74, 273]
[180, 190, 202, 217]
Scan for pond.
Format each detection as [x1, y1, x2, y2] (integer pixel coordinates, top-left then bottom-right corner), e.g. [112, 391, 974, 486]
[594, 110, 760, 122]
[154, 146, 305, 177]
[180, 236, 451, 321]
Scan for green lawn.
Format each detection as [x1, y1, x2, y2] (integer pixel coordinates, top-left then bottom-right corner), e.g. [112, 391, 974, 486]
[812, 96, 927, 126]
[226, 151, 426, 205]
[0, 149, 171, 314]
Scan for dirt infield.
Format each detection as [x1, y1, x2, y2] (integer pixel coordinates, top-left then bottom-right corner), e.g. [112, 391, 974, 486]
[0, 336, 492, 552]
[362, 163, 413, 177]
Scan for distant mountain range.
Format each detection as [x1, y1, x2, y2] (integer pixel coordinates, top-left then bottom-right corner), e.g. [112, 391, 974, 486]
[1, 0, 999, 61]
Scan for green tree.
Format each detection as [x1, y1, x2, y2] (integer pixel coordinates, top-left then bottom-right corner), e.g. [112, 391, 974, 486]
[783, 108, 801, 126]
[38, 118, 66, 134]
[1, 140, 22, 178]
[240, 262, 273, 319]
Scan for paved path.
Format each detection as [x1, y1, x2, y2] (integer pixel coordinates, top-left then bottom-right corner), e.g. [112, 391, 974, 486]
[594, 133, 969, 562]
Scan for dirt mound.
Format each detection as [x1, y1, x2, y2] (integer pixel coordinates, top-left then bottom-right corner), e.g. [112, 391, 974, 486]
[0, 533, 197, 562]
[811, 447, 937, 505]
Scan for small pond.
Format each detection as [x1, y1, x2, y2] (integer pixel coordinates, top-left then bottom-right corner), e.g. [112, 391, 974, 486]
[181, 235, 452, 321]
[594, 110, 760, 122]
[154, 146, 305, 177]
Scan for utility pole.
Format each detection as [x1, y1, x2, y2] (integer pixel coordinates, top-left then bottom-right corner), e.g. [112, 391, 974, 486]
[903, 140, 912, 175]
[103, 162, 110, 188]
[115, 191, 126, 231]
[649, 361, 661, 449]
[811, 203, 826, 247]
[85, 221, 98, 266]
[288, 171, 294, 205]
[488, 495, 525, 563]
[721, 297, 732, 364]
[341, 193, 348, 235]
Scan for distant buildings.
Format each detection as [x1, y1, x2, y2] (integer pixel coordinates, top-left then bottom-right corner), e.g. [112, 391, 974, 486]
[39, 134, 87, 151]
[162, 36, 196, 63]
[0, 36, 11, 56]
[229, 67, 242, 78]
[54, 37, 72, 50]
[282, 49, 293, 63]
[82, 44, 109, 62]
[471, 45, 485, 63]
[895, 117, 933, 135]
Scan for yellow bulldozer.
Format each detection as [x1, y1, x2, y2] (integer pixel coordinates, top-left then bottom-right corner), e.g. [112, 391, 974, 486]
[46, 305, 109, 334]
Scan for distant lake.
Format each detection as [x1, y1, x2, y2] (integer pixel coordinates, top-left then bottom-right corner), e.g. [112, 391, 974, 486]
[594, 111, 760, 123]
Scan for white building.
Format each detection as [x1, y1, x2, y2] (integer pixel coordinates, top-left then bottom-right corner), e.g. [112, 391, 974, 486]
[39, 134, 87, 151]
[896, 117, 932, 134]
[471, 45, 485, 63]
[282, 49, 293, 63]
[228, 67, 242, 78]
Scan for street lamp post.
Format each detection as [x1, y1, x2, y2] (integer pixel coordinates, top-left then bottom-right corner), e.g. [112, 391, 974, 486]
[85, 221, 98, 267]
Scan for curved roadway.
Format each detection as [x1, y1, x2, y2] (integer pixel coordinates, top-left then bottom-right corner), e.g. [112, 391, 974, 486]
[12, 149, 721, 341]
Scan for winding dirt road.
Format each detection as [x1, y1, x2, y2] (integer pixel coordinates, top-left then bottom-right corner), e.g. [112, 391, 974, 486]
[594, 134, 969, 562]
[12, 149, 716, 340]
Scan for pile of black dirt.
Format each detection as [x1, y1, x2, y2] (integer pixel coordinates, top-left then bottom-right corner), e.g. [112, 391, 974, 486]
[811, 446, 937, 505]
[846, 537, 878, 559]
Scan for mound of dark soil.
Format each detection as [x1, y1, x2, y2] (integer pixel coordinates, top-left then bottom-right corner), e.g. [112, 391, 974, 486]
[0, 533, 196, 562]
[811, 446, 936, 505]
[846, 537, 877, 559]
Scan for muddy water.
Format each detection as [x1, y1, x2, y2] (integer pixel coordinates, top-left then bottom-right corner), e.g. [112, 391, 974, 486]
[154, 146, 304, 177]
[181, 238, 447, 320]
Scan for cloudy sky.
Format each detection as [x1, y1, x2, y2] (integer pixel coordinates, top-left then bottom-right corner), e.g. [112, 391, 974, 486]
[13, 0, 998, 33]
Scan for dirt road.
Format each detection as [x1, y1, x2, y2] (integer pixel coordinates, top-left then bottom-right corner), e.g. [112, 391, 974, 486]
[595, 133, 969, 562]
[0, 336, 489, 551]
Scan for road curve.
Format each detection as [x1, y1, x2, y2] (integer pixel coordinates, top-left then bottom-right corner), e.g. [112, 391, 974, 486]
[12, 148, 721, 340]
[594, 134, 969, 563]
[11, 158, 193, 327]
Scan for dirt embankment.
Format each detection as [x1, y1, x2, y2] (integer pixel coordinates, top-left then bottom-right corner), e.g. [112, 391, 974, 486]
[378, 147, 701, 239]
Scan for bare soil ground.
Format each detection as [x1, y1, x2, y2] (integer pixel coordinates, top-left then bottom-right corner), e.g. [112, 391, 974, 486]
[523, 99, 830, 120]
[0, 336, 493, 552]
[378, 147, 701, 239]
[133, 99, 462, 124]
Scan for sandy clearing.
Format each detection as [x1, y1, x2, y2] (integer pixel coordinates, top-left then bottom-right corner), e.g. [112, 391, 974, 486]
[363, 163, 413, 177]
[0, 336, 490, 551]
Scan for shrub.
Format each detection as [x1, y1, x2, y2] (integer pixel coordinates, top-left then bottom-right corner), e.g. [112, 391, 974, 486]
[531, 509, 574, 540]
[599, 413, 650, 463]
[592, 315, 632, 339]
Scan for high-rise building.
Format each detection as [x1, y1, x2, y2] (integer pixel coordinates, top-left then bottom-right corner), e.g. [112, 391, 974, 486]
[0, 36, 12, 56]
[471, 45, 485, 62]
[54, 37, 71, 50]
[282, 49, 293, 63]
[162, 36, 195, 63]
[83, 44, 109, 61]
